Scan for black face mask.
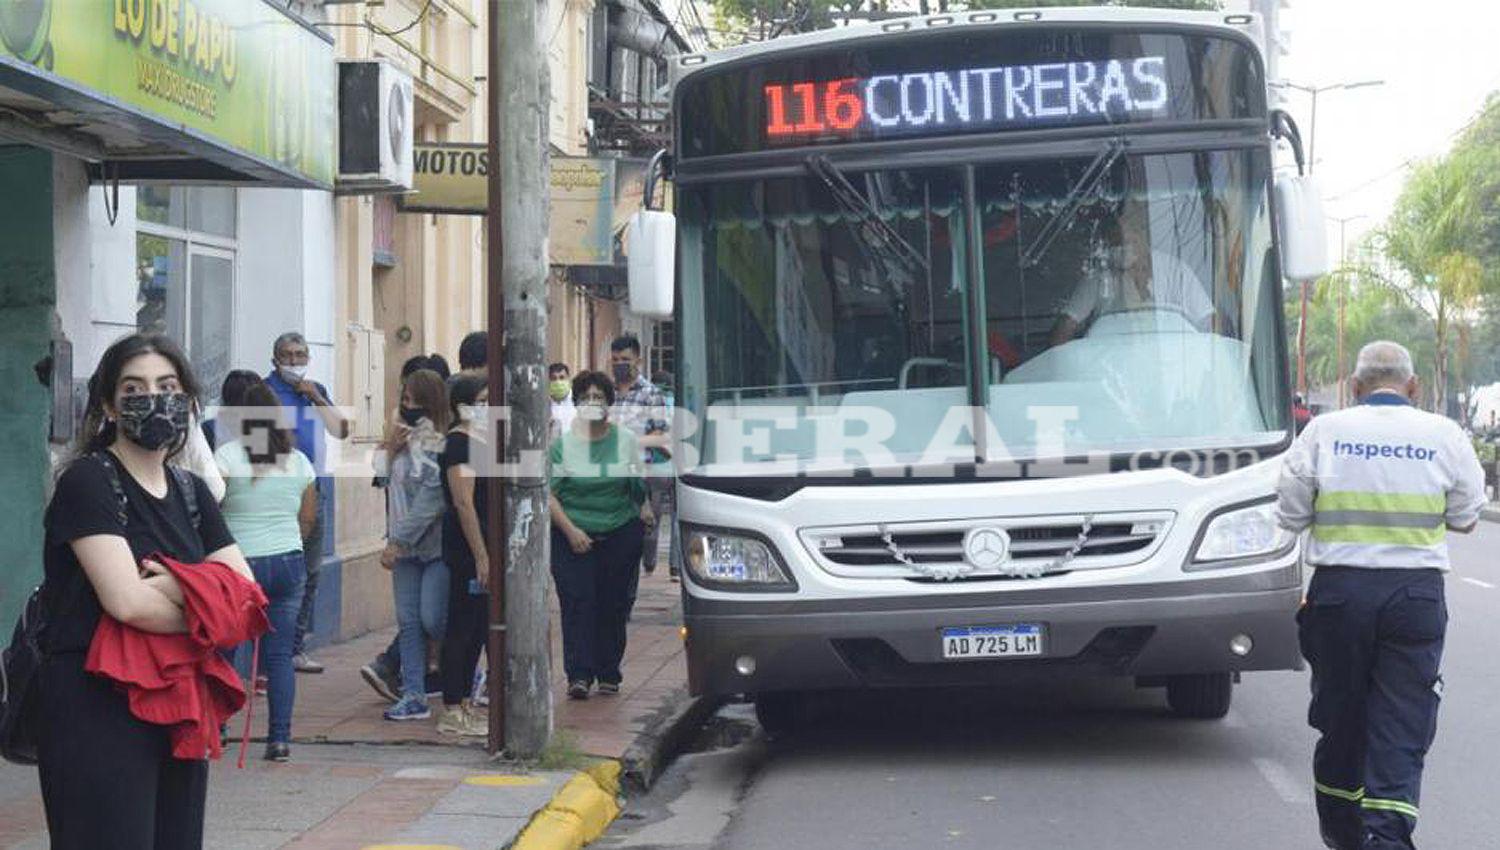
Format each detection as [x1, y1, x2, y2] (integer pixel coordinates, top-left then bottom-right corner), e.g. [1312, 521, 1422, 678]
[117, 392, 191, 451]
[399, 406, 425, 427]
[611, 363, 634, 384]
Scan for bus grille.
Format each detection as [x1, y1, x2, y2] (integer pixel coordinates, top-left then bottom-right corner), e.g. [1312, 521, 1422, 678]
[799, 512, 1173, 580]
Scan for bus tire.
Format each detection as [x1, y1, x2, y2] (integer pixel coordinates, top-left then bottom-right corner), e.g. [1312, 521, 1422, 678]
[754, 692, 803, 738]
[1166, 672, 1233, 719]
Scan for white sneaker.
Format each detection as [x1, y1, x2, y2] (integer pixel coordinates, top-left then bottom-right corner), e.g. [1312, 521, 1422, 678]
[437, 701, 488, 737]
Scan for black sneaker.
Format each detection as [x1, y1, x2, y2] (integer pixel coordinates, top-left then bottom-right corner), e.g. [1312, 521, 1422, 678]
[567, 680, 591, 700]
[264, 742, 291, 762]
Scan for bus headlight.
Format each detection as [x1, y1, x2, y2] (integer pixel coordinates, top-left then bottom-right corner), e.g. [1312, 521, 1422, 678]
[1189, 500, 1296, 567]
[682, 525, 797, 591]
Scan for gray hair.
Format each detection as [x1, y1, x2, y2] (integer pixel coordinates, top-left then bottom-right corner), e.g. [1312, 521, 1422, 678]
[272, 331, 307, 357]
[1353, 341, 1415, 389]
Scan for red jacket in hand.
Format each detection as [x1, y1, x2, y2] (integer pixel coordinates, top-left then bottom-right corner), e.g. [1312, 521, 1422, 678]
[85, 557, 269, 760]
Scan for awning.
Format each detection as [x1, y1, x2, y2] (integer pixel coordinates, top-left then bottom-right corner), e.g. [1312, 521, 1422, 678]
[0, 0, 336, 188]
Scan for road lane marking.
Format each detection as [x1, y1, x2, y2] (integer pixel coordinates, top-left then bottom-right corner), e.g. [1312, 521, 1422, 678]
[1461, 577, 1495, 589]
[1252, 758, 1310, 806]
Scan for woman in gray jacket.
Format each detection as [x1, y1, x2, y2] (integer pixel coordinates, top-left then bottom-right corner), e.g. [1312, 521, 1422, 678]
[378, 369, 451, 721]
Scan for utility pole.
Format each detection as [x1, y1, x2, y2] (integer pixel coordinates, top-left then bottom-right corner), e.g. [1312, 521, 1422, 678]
[1330, 213, 1368, 409]
[488, 0, 553, 757]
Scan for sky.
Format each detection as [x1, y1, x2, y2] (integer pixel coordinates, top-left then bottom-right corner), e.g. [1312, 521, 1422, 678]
[1278, 0, 1500, 258]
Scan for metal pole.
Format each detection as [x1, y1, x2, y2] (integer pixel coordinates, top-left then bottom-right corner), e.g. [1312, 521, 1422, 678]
[1307, 88, 1319, 176]
[496, 0, 553, 758]
[484, 0, 507, 756]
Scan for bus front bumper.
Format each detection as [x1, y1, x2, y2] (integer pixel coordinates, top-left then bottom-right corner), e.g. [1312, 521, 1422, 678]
[683, 574, 1303, 697]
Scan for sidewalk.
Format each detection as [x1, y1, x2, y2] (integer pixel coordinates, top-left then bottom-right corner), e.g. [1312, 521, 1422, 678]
[0, 562, 687, 849]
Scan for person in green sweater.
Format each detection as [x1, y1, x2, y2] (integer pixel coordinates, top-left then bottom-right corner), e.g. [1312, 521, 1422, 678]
[549, 370, 654, 700]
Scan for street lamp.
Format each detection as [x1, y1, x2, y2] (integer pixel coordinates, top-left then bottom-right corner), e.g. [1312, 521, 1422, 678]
[1269, 79, 1384, 398]
[1329, 213, 1369, 408]
[1268, 79, 1385, 175]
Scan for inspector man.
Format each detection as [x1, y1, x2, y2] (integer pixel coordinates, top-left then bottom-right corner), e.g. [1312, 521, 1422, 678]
[1275, 341, 1486, 850]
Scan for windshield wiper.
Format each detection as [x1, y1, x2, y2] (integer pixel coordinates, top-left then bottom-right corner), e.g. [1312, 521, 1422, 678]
[806, 154, 929, 279]
[1020, 138, 1127, 269]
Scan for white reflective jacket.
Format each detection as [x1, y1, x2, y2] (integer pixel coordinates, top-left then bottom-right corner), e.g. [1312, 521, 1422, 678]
[1275, 393, 1487, 570]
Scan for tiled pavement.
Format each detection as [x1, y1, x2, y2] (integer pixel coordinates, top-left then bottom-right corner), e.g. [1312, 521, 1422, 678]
[0, 552, 687, 849]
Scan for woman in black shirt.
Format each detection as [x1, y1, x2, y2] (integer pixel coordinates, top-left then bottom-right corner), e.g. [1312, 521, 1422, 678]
[38, 333, 252, 850]
[435, 372, 491, 738]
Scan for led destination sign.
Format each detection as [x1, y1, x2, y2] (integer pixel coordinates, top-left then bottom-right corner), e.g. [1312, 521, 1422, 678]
[765, 56, 1171, 145]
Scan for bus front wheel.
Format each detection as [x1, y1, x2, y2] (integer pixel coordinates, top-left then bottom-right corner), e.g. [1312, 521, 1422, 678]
[1166, 672, 1233, 719]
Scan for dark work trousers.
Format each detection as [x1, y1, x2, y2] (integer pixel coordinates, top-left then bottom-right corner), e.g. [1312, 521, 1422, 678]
[37, 654, 209, 850]
[551, 519, 645, 685]
[1298, 566, 1446, 850]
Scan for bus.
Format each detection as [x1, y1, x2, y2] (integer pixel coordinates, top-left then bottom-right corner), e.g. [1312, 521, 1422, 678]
[626, 6, 1329, 730]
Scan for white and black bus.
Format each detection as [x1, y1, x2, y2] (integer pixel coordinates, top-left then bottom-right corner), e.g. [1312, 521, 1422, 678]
[625, 6, 1330, 730]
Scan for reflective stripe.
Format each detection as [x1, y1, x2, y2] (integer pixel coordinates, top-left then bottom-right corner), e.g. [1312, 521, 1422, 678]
[1315, 782, 1365, 803]
[1313, 510, 1444, 529]
[1313, 491, 1446, 514]
[1312, 525, 1446, 546]
[1361, 797, 1419, 819]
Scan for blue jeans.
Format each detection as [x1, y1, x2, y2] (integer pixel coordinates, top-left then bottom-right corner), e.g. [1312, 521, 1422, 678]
[393, 556, 449, 700]
[236, 550, 306, 744]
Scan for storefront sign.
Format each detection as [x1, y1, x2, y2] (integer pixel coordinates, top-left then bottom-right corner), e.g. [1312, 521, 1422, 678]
[400, 144, 647, 267]
[0, 0, 336, 187]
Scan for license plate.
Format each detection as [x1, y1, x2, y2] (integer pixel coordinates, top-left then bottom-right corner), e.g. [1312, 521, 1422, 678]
[941, 624, 1044, 659]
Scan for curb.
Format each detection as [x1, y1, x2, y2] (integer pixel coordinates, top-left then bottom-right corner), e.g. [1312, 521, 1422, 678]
[1482, 505, 1500, 524]
[619, 686, 724, 794]
[509, 761, 622, 850]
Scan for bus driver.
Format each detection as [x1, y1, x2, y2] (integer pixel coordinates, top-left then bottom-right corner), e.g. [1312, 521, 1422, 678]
[1048, 200, 1216, 346]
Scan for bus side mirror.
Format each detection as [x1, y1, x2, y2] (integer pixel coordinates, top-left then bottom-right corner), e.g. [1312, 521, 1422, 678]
[1274, 174, 1330, 283]
[627, 210, 675, 318]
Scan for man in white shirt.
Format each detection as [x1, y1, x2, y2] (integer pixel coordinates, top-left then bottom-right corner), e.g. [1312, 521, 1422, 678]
[549, 362, 576, 440]
[1049, 202, 1216, 346]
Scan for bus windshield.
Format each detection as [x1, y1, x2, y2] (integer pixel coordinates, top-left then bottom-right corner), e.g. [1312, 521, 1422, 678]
[677, 147, 1288, 474]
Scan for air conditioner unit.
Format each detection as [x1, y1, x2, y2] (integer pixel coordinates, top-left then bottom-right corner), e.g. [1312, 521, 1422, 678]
[336, 60, 414, 194]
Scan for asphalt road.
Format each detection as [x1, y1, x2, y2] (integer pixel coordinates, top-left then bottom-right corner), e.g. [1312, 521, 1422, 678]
[602, 522, 1500, 850]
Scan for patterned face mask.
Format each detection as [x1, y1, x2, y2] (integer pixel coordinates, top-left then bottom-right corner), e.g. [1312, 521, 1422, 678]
[117, 392, 191, 451]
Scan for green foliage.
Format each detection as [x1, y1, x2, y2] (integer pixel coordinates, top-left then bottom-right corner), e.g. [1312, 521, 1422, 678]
[708, 0, 1223, 40]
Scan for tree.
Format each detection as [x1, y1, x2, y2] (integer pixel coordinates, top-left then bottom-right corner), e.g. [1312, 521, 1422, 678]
[1369, 150, 1493, 412]
[709, 0, 1222, 42]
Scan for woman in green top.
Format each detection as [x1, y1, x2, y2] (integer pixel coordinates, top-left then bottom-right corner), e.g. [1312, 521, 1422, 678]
[214, 381, 317, 761]
[549, 371, 654, 700]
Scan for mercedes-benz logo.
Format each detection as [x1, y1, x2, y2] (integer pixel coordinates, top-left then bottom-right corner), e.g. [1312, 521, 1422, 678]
[962, 526, 1011, 570]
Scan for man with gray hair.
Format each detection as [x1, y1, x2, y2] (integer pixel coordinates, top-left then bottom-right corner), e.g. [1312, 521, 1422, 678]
[266, 331, 352, 673]
[1276, 340, 1486, 850]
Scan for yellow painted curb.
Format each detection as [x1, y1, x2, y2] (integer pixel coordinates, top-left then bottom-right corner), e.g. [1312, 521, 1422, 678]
[509, 761, 622, 850]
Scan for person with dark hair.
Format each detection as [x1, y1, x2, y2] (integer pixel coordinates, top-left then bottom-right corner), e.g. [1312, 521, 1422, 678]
[38, 332, 254, 848]
[548, 362, 575, 440]
[608, 336, 670, 579]
[376, 370, 453, 723]
[435, 371, 492, 736]
[214, 381, 317, 762]
[400, 355, 433, 379]
[549, 370, 652, 699]
[266, 331, 350, 674]
[458, 331, 487, 372]
[202, 369, 262, 450]
[427, 353, 452, 381]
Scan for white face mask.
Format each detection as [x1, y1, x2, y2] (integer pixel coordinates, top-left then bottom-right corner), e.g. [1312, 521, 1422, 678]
[577, 402, 607, 422]
[278, 364, 308, 383]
